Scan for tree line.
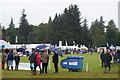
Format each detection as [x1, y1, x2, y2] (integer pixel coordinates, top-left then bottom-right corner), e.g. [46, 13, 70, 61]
[1, 4, 120, 48]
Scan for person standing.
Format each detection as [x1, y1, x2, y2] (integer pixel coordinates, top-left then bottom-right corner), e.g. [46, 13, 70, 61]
[117, 49, 120, 63]
[28, 50, 36, 75]
[100, 49, 106, 67]
[2, 51, 7, 69]
[52, 52, 59, 73]
[7, 49, 14, 70]
[114, 51, 119, 65]
[14, 52, 20, 70]
[34, 50, 42, 74]
[104, 49, 112, 73]
[41, 49, 49, 73]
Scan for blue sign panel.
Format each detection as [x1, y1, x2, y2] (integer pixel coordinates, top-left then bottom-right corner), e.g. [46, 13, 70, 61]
[2, 45, 5, 48]
[60, 59, 68, 68]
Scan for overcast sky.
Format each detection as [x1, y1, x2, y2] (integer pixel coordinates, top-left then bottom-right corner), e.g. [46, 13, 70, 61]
[0, 0, 119, 28]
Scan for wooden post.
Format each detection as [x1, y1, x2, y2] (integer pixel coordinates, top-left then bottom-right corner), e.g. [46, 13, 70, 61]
[86, 63, 88, 72]
[49, 60, 50, 70]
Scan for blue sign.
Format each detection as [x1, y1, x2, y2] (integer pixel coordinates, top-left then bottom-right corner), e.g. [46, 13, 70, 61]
[2, 45, 5, 48]
[60, 56, 84, 71]
[60, 59, 68, 68]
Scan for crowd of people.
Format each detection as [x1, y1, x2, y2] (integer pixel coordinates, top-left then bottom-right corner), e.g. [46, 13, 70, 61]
[100, 49, 120, 73]
[61, 48, 95, 54]
[1, 47, 120, 75]
[2, 49, 20, 70]
[1, 49, 59, 75]
[28, 49, 59, 75]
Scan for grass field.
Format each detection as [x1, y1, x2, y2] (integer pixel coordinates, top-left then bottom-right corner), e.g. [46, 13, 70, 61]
[2, 53, 119, 78]
[0, 55, 2, 80]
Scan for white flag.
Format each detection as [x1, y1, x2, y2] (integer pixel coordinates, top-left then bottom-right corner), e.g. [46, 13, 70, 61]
[59, 41, 62, 46]
[73, 41, 75, 44]
[65, 41, 68, 46]
[15, 36, 18, 43]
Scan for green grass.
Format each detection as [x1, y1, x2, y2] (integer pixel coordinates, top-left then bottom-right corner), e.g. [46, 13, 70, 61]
[2, 53, 119, 78]
[0, 55, 2, 79]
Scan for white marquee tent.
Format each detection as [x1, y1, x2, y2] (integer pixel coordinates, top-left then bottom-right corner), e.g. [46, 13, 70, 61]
[0, 40, 14, 49]
[80, 45, 88, 50]
[109, 45, 115, 49]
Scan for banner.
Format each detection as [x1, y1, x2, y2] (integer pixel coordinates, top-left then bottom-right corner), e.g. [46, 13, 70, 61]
[12, 61, 42, 70]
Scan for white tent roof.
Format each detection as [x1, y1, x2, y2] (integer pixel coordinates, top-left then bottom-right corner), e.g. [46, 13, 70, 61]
[26, 44, 41, 48]
[0, 40, 14, 49]
[110, 45, 115, 49]
[80, 45, 88, 50]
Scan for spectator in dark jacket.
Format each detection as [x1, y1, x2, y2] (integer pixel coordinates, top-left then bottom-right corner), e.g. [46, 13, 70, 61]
[117, 49, 120, 63]
[28, 50, 36, 75]
[52, 52, 58, 73]
[14, 52, 20, 70]
[104, 49, 112, 73]
[7, 49, 14, 70]
[100, 49, 106, 67]
[114, 52, 119, 65]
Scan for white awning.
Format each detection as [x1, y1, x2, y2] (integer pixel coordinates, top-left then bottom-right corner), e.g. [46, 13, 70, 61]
[0, 40, 14, 49]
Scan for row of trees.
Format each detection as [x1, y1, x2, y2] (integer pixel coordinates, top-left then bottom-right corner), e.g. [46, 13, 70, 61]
[1, 4, 120, 48]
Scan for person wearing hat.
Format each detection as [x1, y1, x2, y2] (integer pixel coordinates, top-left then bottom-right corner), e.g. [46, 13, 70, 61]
[104, 49, 112, 73]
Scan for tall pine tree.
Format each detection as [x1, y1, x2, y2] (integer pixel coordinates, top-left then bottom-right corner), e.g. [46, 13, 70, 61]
[106, 19, 118, 45]
[19, 9, 30, 43]
[50, 4, 82, 45]
[90, 18, 105, 47]
[81, 18, 91, 47]
[6, 17, 16, 43]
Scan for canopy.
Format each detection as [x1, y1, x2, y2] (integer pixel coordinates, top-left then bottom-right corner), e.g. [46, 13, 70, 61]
[0, 40, 14, 49]
[110, 45, 115, 50]
[25, 46, 32, 52]
[36, 45, 47, 50]
[50, 47, 63, 57]
[80, 45, 88, 50]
